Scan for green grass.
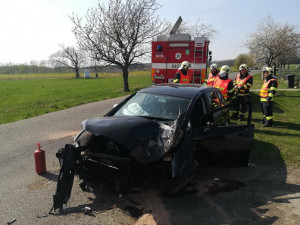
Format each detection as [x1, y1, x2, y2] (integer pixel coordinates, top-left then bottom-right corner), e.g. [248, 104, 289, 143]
[249, 90, 300, 166]
[0, 72, 152, 124]
[0, 70, 150, 80]
[246, 72, 300, 166]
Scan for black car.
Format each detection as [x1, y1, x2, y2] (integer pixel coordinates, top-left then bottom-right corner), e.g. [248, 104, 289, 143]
[53, 83, 254, 211]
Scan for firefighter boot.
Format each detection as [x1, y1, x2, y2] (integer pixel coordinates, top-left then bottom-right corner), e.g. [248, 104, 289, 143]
[231, 112, 238, 120]
[263, 119, 273, 127]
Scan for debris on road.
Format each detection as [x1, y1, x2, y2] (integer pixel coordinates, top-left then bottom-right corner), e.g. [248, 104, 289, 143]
[7, 218, 17, 225]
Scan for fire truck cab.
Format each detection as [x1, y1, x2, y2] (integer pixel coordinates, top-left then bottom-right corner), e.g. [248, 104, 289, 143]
[151, 32, 211, 84]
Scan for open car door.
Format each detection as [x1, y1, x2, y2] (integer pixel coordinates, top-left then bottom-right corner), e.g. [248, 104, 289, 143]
[191, 91, 254, 167]
[192, 123, 254, 167]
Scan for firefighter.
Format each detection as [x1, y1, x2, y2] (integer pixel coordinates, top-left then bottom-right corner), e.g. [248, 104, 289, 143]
[173, 61, 191, 83]
[205, 63, 219, 86]
[231, 64, 253, 121]
[260, 67, 278, 127]
[213, 65, 235, 103]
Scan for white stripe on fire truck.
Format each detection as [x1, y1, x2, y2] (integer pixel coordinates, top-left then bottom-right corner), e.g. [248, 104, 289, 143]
[152, 63, 206, 70]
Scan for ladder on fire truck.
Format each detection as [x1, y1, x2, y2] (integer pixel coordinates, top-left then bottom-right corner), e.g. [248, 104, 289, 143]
[193, 39, 204, 83]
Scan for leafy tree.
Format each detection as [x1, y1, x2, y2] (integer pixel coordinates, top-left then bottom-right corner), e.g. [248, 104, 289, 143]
[234, 54, 254, 68]
[49, 45, 86, 78]
[70, 0, 170, 91]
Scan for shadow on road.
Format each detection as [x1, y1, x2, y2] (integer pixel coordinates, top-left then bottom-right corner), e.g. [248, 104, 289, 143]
[39, 171, 58, 182]
[150, 140, 300, 225]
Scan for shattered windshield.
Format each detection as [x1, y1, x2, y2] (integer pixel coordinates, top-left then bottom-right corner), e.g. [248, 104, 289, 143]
[113, 93, 191, 120]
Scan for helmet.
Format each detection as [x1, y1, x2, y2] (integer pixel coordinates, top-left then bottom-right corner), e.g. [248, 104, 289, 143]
[210, 63, 218, 70]
[219, 65, 230, 77]
[239, 64, 248, 71]
[179, 61, 190, 70]
[220, 65, 230, 72]
[262, 67, 273, 75]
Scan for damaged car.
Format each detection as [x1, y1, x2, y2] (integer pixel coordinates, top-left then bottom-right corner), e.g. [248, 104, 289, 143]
[53, 83, 254, 211]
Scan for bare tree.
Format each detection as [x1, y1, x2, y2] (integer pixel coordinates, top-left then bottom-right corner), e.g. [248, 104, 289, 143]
[176, 18, 219, 40]
[246, 16, 300, 68]
[50, 45, 86, 78]
[70, 0, 170, 91]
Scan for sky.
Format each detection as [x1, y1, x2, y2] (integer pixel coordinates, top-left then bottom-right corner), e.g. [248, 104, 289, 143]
[0, 0, 299, 64]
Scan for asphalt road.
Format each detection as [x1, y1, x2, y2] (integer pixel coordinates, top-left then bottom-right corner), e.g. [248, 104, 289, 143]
[0, 96, 128, 224]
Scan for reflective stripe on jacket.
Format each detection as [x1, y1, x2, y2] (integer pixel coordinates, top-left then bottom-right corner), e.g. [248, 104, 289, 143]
[213, 77, 231, 100]
[259, 78, 277, 101]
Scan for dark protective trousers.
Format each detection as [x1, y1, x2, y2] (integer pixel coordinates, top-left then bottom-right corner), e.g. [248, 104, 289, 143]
[261, 101, 273, 120]
[233, 95, 249, 117]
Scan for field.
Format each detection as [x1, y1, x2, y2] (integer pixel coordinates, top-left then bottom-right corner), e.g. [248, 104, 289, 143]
[0, 71, 152, 124]
[0, 71, 299, 166]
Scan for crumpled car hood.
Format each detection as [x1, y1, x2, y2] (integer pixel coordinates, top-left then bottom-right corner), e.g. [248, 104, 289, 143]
[81, 116, 176, 164]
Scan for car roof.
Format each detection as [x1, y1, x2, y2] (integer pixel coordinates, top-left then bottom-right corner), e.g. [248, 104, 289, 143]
[137, 83, 215, 99]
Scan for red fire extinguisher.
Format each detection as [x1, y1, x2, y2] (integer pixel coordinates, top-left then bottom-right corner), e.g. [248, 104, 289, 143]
[34, 143, 46, 174]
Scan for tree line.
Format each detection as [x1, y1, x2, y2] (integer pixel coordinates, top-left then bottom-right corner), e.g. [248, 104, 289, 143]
[0, 62, 152, 75]
[0, 63, 72, 74]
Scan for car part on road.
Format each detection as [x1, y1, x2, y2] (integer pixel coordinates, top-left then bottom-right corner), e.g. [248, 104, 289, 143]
[7, 218, 17, 225]
[53, 144, 82, 211]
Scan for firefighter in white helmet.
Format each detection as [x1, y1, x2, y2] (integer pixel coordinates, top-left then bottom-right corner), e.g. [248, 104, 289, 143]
[213, 65, 235, 103]
[259, 67, 277, 127]
[173, 61, 191, 83]
[205, 63, 219, 86]
[231, 63, 253, 121]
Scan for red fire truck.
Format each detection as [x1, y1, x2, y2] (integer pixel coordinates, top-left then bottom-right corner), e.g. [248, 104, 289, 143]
[151, 18, 212, 84]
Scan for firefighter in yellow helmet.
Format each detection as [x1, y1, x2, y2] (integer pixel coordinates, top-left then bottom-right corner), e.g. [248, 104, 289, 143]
[231, 64, 253, 121]
[205, 63, 219, 86]
[173, 61, 191, 83]
[212, 65, 235, 103]
[259, 67, 278, 127]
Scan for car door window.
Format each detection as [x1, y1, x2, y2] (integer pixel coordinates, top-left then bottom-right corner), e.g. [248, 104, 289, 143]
[190, 96, 206, 128]
[204, 91, 223, 124]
